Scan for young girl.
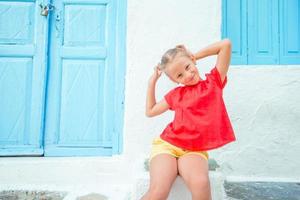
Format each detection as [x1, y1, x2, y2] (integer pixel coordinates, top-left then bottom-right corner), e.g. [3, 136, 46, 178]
[142, 39, 236, 200]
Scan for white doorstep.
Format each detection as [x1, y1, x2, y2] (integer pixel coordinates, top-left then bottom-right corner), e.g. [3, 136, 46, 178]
[132, 171, 226, 200]
[0, 157, 133, 200]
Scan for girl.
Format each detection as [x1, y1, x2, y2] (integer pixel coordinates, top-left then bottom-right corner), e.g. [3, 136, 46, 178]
[142, 39, 236, 200]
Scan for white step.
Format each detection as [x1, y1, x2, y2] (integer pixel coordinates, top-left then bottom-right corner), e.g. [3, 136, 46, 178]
[131, 171, 226, 200]
[0, 157, 132, 200]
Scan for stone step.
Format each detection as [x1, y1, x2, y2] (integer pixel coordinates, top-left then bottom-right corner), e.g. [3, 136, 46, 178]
[0, 190, 128, 200]
[224, 181, 300, 200]
[0, 190, 66, 200]
[131, 171, 226, 200]
[0, 157, 132, 200]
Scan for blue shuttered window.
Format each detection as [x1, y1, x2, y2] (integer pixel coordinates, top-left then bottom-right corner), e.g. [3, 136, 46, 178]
[248, 0, 279, 64]
[280, 0, 300, 64]
[222, 0, 247, 64]
[222, 0, 300, 65]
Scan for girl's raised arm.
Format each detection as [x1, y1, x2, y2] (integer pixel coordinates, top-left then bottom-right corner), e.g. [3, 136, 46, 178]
[193, 39, 232, 82]
[215, 39, 231, 81]
[145, 67, 170, 117]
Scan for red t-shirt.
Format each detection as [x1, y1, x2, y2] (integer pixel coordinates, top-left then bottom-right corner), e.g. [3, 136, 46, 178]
[160, 67, 236, 151]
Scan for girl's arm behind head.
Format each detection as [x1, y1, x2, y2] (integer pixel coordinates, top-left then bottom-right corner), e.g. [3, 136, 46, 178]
[146, 66, 170, 117]
[215, 39, 232, 82]
[193, 39, 232, 82]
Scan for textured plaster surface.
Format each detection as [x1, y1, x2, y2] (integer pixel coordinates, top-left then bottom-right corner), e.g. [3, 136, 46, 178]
[211, 67, 300, 180]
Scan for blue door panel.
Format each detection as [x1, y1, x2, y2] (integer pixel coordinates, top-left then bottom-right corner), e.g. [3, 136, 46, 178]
[248, 0, 279, 64]
[59, 60, 108, 146]
[44, 0, 125, 156]
[280, 0, 300, 64]
[222, 0, 247, 64]
[0, 1, 47, 156]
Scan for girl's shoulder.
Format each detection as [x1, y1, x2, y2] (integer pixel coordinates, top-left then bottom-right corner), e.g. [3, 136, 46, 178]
[166, 85, 184, 97]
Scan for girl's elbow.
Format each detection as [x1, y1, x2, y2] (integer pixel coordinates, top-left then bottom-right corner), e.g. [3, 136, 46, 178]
[222, 39, 232, 48]
[145, 110, 155, 118]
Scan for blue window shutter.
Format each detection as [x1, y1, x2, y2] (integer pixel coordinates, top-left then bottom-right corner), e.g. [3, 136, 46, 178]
[279, 0, 300, 64]
[248, 0, 279, 64]
[222, 0, 247, 64]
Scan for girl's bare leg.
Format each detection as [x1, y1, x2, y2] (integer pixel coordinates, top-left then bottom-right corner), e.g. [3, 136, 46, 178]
[141, 154, 178, 200]
[178, 154, 211, 200]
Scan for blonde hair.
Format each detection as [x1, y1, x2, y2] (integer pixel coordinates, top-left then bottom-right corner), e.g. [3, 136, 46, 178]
[158, 45, 191, 71]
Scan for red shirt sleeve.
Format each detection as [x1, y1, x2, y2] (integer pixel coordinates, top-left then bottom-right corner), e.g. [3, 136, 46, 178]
[208, 67, 227, 89]
[164, 87, 181, 110]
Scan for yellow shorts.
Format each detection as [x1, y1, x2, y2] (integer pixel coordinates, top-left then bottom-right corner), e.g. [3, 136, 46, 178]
[150, 137, 209, 162]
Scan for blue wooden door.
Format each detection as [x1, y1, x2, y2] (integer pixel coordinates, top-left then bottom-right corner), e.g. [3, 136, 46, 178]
[0, 0, 126, 156]
[44, 0, 126, 156]
[0, 0, 48, 155]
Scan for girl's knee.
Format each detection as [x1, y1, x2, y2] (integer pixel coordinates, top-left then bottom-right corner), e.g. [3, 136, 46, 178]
[188, 175, 211, 200]
[147, 185, 170, 200]
[190, 174, 210, 190]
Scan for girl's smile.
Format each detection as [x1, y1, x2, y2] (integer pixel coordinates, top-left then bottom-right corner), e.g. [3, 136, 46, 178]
[165, 55, 201, 86]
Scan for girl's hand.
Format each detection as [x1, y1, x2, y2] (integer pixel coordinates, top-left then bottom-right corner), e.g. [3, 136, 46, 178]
[149, 64, 162, 83]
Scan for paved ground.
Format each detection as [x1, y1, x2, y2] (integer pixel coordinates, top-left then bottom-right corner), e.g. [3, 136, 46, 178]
[0, 191, 110, 200]
[224, 181, 300, 200]
[2, 181, 300, 199]
[0, 190, 66, 200]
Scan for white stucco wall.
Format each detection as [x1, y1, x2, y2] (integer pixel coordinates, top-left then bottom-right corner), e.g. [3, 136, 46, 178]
[124, 0, 300, 181]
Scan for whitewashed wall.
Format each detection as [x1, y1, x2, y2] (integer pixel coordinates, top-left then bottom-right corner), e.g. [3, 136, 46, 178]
[124, 0, 300, 181]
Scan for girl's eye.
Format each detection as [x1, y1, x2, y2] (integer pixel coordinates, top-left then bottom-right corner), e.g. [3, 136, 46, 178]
[177, 74, 182, 78]
[185, 65, 190, 70]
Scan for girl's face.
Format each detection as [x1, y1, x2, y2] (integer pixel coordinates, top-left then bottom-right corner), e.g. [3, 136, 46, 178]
[165, 55, 201, 86]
